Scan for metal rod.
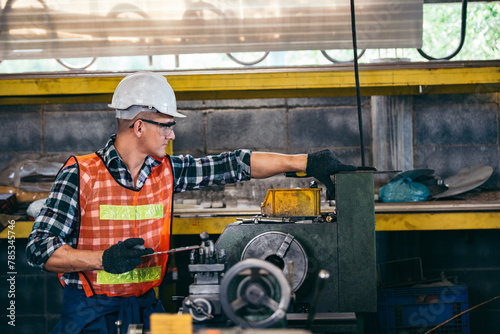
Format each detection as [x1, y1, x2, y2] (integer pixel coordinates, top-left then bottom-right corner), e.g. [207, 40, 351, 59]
[305, 270, 330, 330]
[350, 0, 366, 167]
[115, 320, 122, 334]
[141, 245, 201, 257]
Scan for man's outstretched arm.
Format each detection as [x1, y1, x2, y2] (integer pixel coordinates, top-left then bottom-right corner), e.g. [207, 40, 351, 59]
[250, 152, 307, 179]
[250, 150, 357, 199]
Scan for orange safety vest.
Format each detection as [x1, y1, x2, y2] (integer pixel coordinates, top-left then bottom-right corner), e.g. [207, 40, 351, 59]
[58, 153, 173, 297]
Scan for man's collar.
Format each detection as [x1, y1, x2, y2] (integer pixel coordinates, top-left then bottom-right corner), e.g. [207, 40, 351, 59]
[99, 135, 163, 168]
[98, 135, 120, 167]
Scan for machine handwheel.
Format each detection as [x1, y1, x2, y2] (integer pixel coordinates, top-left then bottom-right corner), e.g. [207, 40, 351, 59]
[220, 258, 291, 328]
[185, 297, 213, 322]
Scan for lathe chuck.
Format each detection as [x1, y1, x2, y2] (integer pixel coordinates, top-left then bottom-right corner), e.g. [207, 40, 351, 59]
[240, 231, 308, 292]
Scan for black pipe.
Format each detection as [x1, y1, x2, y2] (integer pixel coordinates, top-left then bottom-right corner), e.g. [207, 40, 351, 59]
[418, 0, 468, 60]
[350, 0, 366, 167]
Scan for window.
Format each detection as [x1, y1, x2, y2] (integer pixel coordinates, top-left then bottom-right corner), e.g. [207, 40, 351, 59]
[0, 0, 497, 73]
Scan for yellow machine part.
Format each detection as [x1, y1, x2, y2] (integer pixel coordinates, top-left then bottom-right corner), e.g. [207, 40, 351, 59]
[150, 313, 193, 334]
[261, 188, 321, 217]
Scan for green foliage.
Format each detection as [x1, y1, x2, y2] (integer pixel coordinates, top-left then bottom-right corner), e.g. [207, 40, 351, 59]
[419, 2, 499, 60]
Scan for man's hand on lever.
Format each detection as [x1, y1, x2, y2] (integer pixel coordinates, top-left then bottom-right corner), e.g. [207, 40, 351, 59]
[305, 149, 357, 200]
[249, 150, 356, 200]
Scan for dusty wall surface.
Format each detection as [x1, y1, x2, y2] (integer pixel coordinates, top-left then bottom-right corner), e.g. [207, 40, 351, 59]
[1, 93, 498, 203]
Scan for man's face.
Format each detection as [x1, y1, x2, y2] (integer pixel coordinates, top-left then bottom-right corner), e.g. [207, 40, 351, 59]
[141, 114, 176, 158]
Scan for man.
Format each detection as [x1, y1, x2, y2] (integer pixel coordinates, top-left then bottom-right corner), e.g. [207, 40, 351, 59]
[26, 71, 356, 333]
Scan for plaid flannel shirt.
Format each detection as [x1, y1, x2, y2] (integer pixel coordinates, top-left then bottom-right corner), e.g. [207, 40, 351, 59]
[26, 135, 251, 288]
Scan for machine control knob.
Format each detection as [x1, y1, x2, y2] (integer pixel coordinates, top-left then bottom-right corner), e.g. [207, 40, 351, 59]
[200, 231, 209, 242]
[184, 298, 214, 322]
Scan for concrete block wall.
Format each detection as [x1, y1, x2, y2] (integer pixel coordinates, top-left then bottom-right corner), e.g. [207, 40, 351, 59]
[2, 93, 498, 192]
[173, 97, 370, 204]
[414, 93, 500, 186]
[0, 103, 117, 183]
[2, 94, 498, 197]
[0, 97, 371, 206]
[174, 97, 369, 158]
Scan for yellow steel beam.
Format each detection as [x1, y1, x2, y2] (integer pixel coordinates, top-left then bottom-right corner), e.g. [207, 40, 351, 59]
[0, 76, 120, 97]
[1, 62, 498, 105]
[1, 83, 497, 106]
[375, 212, 500, 231]
[4, 211, 500, 239]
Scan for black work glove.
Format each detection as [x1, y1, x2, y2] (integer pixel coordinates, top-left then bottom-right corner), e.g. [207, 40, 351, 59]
[102, 238, 154, 274]
[306, 149, 357, 200]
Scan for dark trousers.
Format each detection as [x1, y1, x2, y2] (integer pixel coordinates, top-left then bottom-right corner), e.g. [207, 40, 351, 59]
[51, 285, 165, 333]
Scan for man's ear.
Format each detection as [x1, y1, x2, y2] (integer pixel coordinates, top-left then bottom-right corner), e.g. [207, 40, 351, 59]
[131, 120, 144, 138]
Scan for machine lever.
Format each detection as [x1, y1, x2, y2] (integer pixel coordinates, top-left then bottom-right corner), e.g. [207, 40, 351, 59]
[115, 320, 122, 334]
[141, 245, 201, 257]
[305, 269, 330, 330]
[237, 216, 290, 224]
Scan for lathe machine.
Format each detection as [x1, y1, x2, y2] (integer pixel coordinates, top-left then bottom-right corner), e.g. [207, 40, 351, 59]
[177, 172, 377, 332]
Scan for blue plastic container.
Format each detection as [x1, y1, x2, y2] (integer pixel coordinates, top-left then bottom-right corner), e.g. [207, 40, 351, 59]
[378, 285, 470, 334]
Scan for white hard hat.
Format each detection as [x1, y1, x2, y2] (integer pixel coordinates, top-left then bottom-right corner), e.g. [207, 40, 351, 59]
[109, 71, 185, 119]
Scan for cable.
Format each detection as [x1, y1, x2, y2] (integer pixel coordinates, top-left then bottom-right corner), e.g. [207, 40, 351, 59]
[417, 0, 468, 61]
[349, 0, 365, 167]
[226, 52, 270, 66]
[321, 49, 366, 64]
[423, 294, 500, 334]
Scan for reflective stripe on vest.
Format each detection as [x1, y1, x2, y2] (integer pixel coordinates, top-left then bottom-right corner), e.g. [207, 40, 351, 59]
[100, 204, 164, 220]
[97, 266, 162, 284]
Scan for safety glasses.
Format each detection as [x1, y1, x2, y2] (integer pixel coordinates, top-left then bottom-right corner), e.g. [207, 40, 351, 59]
[130, 119, 176, 136]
